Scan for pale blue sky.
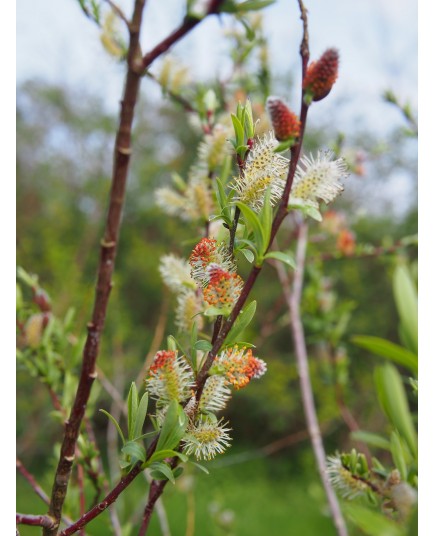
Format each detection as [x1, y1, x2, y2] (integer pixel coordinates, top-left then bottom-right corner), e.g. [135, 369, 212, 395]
[17, 0, 417, 134]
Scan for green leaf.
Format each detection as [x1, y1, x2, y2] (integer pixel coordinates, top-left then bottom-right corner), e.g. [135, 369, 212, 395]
[259, 188, 272, 246]
[156, 401, 188, 452]
[215, 177, 228, 212]
[194, 340, 213, 352]
[149, 462, 176, 484]
[264, 251, 296, 270]
[393, 264, 418, 352]
[121, 441, 147, 463]
[224, 300, 257, 346]
[221, 0, 275, 12]
[231, 113, 245, 147]
[273, 139, 293, 153]
[343, 503, 405, 536]
[127, 382, 139, 441]
[352, 335, 418, 374]
[390, 431, 408, 481]
[244, 99, 254, 138]
[100, 409, 126, 445]
[204, 306, 228, 317]
[149, 449, 189, 463]
[133, 392, 149, 440]
[350, 430, 390, 451]
[374, 364, 417, 458]
[236, 201, 265, 261]
[239, 248, 255, 263]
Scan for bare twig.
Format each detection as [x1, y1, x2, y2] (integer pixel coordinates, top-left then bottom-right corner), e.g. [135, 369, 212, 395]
[143, 471, 172, 536]
[16, 459, 73, 526]
[275, 221, 348, 536]
[16, 513, 56, 529]
[139, 0, 225, 73]
[103, 0, 130, 27]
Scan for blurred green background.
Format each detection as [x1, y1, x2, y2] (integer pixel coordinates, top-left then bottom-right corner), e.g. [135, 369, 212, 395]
[16, 75, 417, 535]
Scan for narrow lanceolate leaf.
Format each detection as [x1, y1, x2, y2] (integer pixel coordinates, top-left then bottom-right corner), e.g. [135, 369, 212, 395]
[127, 382, 139, 441]
[236, 201, 265, 261]
[393, 264, 418, 353]
[133, 392, 149, 440]
[390, 431, 408, 481]
[231, 113, 245, 147]
[352, 335, 418, 374]
[264, 251, 296, 270]
[156, 400, 188, 452]
[100, 409, 126, 446]
[259, 188, 273, 246]
[224, 300, 257, 346]
[194, 340, 213, 352]
[374, 364, 417, 459]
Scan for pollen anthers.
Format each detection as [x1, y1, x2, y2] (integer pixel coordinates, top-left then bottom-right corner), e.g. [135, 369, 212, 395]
[266, 97, 301, 142]
[214, 346, 267, 389]
[146, 350, 195, 405]
[183, 418, 232, 461]
[203, 264, 243, 310]
[232, 132, 289, 211]
[290, 150, 349, 210]
[189, 238, 235, 287]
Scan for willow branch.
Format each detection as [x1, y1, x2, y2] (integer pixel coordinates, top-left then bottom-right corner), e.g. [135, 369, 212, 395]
[196, 1, 311, 392]
[275, 222, 348, 536]
[43, 2, 147, 534]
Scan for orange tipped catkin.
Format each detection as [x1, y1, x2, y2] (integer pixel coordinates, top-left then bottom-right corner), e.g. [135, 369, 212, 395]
[303, 48, 339, 102]
[266, 97, 301, 141]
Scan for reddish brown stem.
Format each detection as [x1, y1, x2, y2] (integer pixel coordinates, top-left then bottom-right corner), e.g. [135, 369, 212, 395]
[43, 2, 146, 534]
[17, 514, 56, 529]
[139, 1, 225, 72]
[138, 480, 170, 536]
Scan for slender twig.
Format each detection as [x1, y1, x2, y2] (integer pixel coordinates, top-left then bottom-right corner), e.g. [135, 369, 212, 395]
[139, 1, 225, 73]
[16, 514, 56, 529]
[143, 471, 172, 536]
[103, 0, 131, 28]
[275, 221, 348, 536]
[44, 2, 147, 534]
[16, 459, 73, 526]
[138, 459, 178, 536]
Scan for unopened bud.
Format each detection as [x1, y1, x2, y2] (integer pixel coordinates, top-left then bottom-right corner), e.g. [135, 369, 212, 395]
[303, 48, 339, 103]
[266, 97, 301, 142]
